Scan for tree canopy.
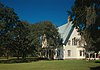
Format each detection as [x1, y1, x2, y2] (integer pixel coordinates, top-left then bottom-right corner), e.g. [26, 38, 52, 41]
[30, 21, 62, 58]
[69, 0, 100, 52]
[0, 3, 33, 59]
[0, 3, 62, 60]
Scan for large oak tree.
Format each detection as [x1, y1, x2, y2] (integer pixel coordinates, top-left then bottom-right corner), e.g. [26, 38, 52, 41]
[69, 0, 100, 52]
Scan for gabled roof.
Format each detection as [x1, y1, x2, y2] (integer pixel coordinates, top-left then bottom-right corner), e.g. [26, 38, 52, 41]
[58, 21, 74, 45]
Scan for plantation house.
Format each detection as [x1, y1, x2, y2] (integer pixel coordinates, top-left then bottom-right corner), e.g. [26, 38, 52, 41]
[54, 16, 86, 59]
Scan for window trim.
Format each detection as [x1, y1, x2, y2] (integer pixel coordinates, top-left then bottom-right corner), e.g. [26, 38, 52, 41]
[68, 50, 71, 56]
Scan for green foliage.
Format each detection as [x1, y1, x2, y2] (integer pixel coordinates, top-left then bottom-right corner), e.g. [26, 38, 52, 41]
[70, 0, 100, 52]
[12, 21, 33, 59]
[0, 3, 33, 59]
[0, 3, 20, 59]
[30, 21, 62, 58]
[0, 3, 62, 60]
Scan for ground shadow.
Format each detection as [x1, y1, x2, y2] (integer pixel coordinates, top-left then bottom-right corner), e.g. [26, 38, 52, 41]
[90, 66, 100, 70]
[0, 57, 48, 64]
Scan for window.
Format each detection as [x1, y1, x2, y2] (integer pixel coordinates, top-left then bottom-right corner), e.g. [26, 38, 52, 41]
[72, 39, 74, 45]
[68, 40, 71, 45]
[80, 50, 83, 56]
[72, 37, 77, 45]
[83, 50, 85, 56]
[73, 37, 76, 45]
[68, 50, 71, 56]
[57, 50, 60, 57]
[79, 40, 81, 46]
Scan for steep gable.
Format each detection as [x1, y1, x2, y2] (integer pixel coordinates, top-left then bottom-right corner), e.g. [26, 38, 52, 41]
[58, 21, 74, 45]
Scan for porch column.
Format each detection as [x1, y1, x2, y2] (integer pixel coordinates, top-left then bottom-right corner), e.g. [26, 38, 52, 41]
[82, 51, 84, 56]
[47, 49, 50, 59]
[88, 53, 90, 60]
[45, 49, 47, 57]
[94, 53, 97, 60]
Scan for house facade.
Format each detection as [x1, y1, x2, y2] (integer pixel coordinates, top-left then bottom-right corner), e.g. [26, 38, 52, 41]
[54, 16, 86, 59]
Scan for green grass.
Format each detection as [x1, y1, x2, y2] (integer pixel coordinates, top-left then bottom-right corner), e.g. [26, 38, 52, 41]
[0, 60, 100, 70]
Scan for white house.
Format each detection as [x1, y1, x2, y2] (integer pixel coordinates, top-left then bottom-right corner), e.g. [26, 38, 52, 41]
[54, 16, 85, 59]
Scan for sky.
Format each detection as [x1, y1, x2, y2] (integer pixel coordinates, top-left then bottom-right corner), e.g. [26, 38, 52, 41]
[0, 0, 74, 26]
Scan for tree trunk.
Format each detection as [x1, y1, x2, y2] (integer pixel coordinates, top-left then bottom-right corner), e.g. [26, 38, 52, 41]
[6, 47, 9, 59]
[22, 52, 26, 60]
[6, 52, 9, 59]
[17, 51, 20, 60]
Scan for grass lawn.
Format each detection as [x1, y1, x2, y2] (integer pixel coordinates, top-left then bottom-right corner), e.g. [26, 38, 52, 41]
[0, 60, 100, 70]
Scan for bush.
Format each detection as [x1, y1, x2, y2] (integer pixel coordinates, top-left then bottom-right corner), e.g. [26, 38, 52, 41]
[0, 57, 49, 63]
